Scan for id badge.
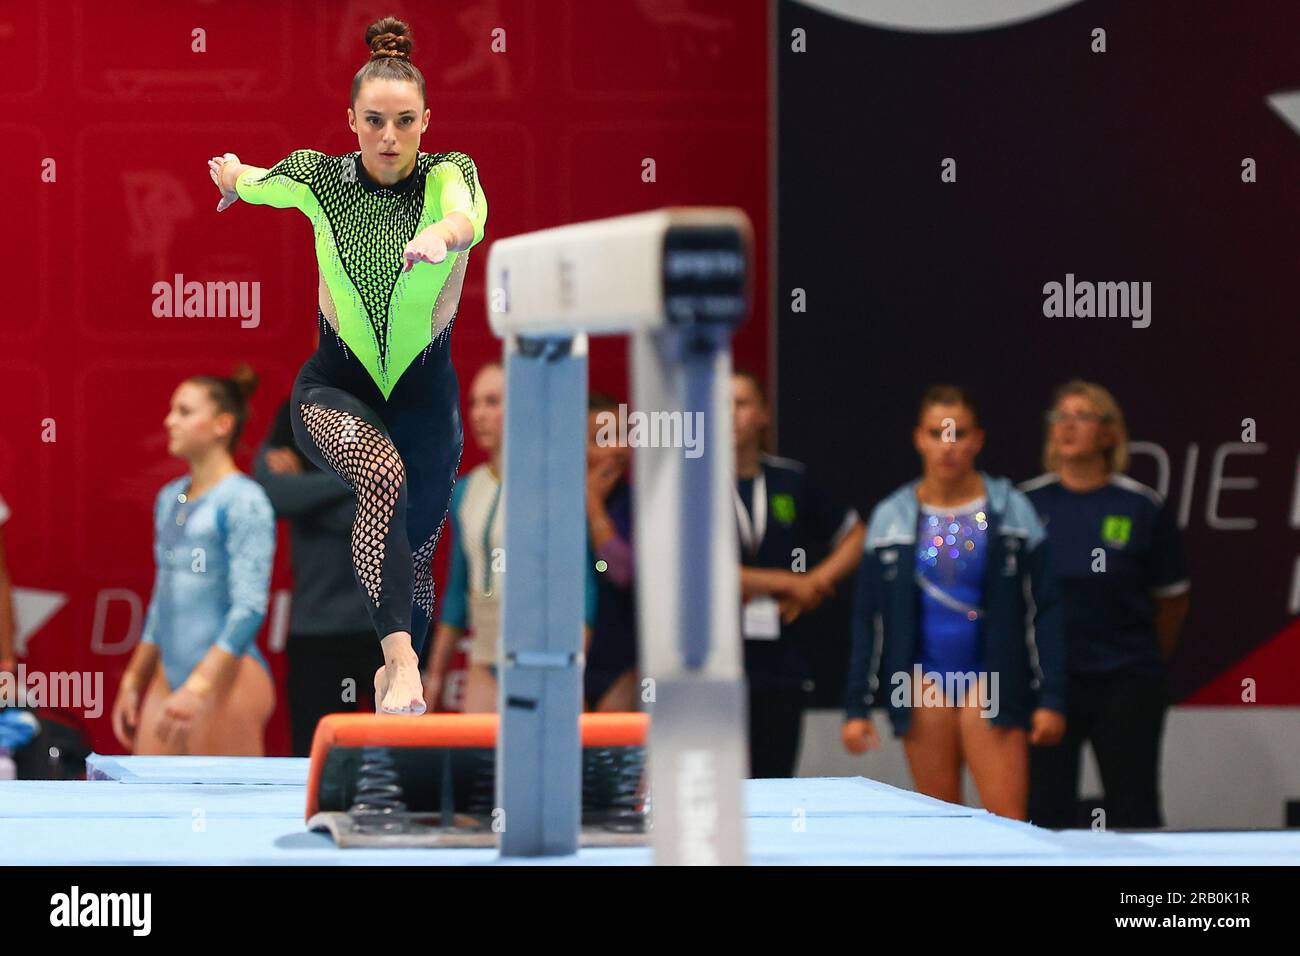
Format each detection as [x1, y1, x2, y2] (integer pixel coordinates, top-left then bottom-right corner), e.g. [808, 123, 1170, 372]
[743, 596, 781, 641]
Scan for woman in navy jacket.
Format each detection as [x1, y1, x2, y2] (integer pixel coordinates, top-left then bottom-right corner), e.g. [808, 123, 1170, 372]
[842, 386, 1066, 820]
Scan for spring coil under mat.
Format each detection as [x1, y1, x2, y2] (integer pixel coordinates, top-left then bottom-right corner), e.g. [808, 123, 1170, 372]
[332, 745, 645, 831]
[348, 747, 409, 832]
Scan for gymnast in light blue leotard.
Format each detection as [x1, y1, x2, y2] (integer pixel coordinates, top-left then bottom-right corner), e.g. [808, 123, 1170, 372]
[112, 367, 278, 756]
[141, 473, 276, 691]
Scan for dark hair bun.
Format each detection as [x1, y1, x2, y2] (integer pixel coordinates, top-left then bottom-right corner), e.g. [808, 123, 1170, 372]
[229, 362, 260, 400]
[366, 16, 413, 60]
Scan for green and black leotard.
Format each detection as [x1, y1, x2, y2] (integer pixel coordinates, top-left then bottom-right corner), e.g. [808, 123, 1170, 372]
[235, 148, 488, 650]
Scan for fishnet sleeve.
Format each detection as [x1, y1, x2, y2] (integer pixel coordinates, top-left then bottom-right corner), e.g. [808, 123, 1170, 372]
[235, 149, 325, 211]
[429, 152, 487, 248]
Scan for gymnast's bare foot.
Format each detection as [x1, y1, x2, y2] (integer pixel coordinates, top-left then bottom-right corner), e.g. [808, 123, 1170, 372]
[375, 632, 426, 714]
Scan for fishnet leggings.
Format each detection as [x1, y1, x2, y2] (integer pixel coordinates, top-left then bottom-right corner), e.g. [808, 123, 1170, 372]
[297, 404, 407, 609]
[291, 393, 445, 644]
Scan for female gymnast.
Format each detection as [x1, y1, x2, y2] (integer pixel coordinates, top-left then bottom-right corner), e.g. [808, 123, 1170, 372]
[841, 385, 1066, 819]
[207, 16, 488, 714]
[111, 365, 277, 755]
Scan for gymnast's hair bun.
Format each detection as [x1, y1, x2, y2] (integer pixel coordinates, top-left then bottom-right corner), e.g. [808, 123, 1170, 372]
[366, 16, 414, 61]
[229, 362, 260, 401]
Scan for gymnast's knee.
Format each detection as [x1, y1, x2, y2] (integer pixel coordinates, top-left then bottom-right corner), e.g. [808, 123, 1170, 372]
[354, 454, 407, 501]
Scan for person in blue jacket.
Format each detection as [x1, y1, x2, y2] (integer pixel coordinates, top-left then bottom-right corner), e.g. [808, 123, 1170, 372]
[842, 385, 1066, 820]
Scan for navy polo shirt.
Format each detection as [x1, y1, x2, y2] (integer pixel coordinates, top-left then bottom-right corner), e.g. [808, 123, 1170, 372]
[1021, 473, 1189, 677]
[587, 477, 637, 682]
[737, 454, 859, 690]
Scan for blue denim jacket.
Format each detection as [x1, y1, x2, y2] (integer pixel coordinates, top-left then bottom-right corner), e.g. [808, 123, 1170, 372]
[843, 473, 1065, 734]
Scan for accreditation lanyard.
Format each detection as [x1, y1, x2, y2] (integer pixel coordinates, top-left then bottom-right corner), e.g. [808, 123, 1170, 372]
[733, 467, 767, 560]
[481, 480, 502, 596]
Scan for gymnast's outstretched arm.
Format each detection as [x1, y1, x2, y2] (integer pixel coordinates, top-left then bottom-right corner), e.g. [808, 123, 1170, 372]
[433, 211, 475, 252]
[209, 148, 324, 212]
[401, 154, 486, 269]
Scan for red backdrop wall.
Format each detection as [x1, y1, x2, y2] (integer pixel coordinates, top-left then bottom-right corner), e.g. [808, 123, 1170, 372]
[1, 0, 772, 755]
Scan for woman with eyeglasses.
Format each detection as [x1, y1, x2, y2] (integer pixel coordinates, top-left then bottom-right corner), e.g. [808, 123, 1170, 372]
[842, 385, 1066, 820]
[1021, 380, 1189, 829]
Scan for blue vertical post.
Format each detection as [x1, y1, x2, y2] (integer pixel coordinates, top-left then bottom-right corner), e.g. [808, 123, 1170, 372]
[496, 333, 587, 856]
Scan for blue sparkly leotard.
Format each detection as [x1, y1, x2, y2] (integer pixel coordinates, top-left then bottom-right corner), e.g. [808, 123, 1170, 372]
[915, 496, 989, 675]
[140, 473, 277, 689]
